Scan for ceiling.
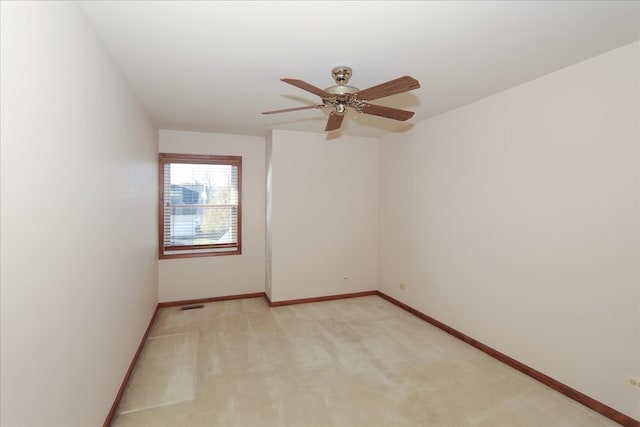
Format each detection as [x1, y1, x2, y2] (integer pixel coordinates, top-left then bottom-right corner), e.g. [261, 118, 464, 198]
[79, 1, 640, 138]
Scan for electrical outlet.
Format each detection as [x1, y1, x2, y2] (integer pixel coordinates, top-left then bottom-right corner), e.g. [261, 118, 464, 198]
[626, 375, 640, 390]
[399, 282, 406, 290]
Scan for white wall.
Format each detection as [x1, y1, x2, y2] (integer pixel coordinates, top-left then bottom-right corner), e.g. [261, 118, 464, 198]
[158, 130, 265, 302]
[0, 2, 158, 426]
[379, 42, 640, 419]
[269, 130, 378, 302]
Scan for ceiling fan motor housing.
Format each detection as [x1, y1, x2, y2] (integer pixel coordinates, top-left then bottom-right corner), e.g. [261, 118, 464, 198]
[324, 85, 360, 95]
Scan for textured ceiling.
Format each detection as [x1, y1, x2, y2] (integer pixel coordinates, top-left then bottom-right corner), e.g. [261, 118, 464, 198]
[79, 1, 640, 137]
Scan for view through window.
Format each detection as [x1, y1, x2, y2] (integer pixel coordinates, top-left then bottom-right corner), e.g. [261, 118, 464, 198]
[159, 153, 241, 258]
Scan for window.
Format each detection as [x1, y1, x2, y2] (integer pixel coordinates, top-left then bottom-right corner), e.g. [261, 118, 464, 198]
[159, 153, 241, 259]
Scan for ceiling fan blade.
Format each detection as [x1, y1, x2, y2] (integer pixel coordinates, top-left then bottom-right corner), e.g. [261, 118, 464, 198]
[281, 78, 332, 98]
[262, 104, 325, 115]
[355, 76, 420, 101]
[359, 103, 415, 121]
[325, 112, 345, 131]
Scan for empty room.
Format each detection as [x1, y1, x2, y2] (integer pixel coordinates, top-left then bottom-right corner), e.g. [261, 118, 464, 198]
[1, 1, 639, 426]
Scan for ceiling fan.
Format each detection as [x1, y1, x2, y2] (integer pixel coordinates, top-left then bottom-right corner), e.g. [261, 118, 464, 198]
[262, 66, 420, 132]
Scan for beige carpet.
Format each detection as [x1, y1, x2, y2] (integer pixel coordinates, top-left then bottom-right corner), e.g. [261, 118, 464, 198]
[112, 296, 617, 426]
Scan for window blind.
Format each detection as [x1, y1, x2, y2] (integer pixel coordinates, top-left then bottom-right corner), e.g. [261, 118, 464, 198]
[159, 154, 241, 258]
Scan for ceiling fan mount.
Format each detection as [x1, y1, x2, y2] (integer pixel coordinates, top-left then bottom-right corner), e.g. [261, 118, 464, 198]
[263, 66, 420, 131]
[331, 66, 353, 85]
[325, 66, 359, 96]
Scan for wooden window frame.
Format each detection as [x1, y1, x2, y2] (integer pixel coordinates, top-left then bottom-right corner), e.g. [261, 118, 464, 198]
[159, 153, 242, 259]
